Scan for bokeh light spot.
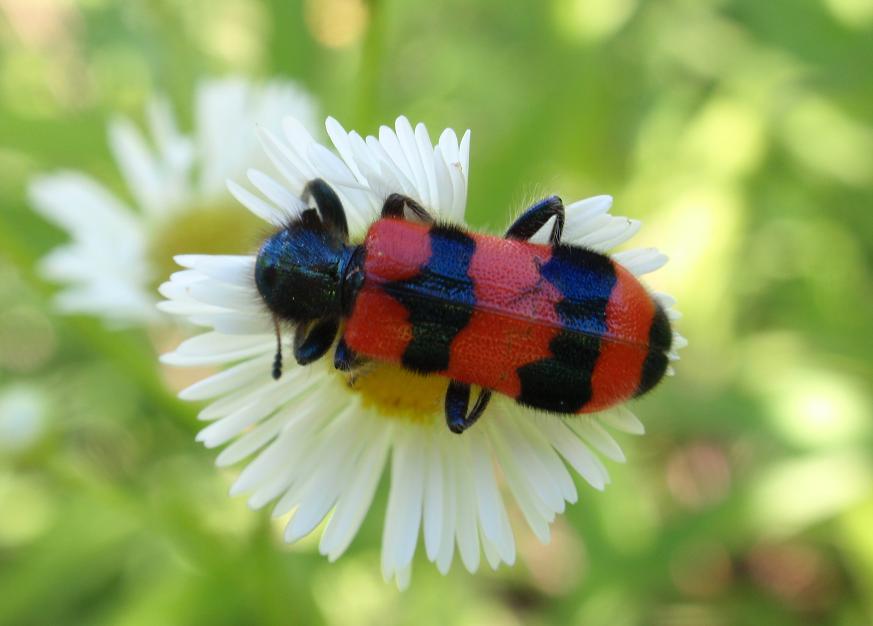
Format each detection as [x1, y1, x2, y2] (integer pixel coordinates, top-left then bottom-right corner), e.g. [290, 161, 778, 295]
[552, 0, 638, 43]
[305, 0, 369, 49]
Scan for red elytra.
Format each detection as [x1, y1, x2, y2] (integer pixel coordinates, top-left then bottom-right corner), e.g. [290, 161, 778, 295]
[343, 218, 664, 414]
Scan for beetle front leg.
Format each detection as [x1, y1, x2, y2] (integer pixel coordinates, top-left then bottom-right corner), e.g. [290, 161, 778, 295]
[381, 193, 434, 223]
[445, 380, 492, 434]
[505, 195, 565, 244]
[293, 317, 340, 365]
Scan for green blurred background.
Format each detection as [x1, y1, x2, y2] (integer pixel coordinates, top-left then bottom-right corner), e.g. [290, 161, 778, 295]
[2, 0, 873, 624]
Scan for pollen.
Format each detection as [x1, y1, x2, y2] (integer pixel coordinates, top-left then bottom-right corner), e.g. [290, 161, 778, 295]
[347, 362, 446, 424]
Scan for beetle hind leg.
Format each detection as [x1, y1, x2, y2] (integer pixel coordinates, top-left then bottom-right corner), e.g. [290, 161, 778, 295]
[445, 380, 492, 434]
[505, 195, 565, 244]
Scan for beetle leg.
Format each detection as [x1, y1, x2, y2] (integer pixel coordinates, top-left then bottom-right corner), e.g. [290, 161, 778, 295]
[333, 336, 363, 372]
[381, 193, 434, 223]
[505, 195, 565, 244]
[293, 317, 340, 365]
[302, 178, 349, 240]
[445, 380, 492, 434]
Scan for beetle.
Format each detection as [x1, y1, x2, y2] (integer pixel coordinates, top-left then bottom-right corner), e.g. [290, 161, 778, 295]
[254, 178, 673, 434]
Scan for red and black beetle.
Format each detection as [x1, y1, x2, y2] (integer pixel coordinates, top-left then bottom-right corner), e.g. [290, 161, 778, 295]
[255, 178, 673, 434]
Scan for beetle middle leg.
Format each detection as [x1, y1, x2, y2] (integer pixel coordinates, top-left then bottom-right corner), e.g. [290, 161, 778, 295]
[505, 195, 565, 244]
[445, 381, 492, 434]
[333, 336, 364, 372]
[381, 193, 434, 223]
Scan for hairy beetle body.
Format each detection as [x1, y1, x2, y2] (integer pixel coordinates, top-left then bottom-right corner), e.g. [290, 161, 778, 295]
[255, 179, 673, 434]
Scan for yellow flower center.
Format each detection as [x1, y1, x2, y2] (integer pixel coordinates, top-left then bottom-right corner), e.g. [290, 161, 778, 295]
[150, 203, 267, 287]
[347, 362, 446, 424]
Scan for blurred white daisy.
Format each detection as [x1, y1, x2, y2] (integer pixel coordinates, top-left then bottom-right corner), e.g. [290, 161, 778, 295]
[29, 76, 318, 325]
[159, 115, 686, 589]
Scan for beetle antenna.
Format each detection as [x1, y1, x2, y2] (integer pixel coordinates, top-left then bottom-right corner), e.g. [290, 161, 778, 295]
[272, 316, 283, 380]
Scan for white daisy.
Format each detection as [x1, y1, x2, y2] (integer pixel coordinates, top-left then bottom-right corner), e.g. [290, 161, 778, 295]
[159, 115, 686, 589]
[29, 76, 318, 325]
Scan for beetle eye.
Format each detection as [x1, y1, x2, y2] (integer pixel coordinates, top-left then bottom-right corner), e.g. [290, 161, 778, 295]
[261, 265, 277, 288]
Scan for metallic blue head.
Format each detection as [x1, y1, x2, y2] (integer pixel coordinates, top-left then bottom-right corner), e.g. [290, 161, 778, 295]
[254, 211, 346, 322]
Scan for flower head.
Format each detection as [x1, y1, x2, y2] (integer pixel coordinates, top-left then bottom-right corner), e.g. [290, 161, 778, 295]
[159, 115, 685, 589]
[29, 77, 318, 325]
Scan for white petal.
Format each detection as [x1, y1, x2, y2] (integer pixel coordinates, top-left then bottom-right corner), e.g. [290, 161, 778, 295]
[422, 435, 444, 561]
[184, 279, 261, 312]
[381, 427, 425, 579]
[257, 127, 309, 191]
[198, 376, 318, 448]
[414, 122, 439, 208]
[179, 354, 271, 400]
[174, 255, 255, 288]
[490, 423, 552, 542]
[458, 129, 471, 184]
[161, 333, 273, 366]
[566, 194, 613, 221]
[325, 117, 367, 183]
[308, 143, 363, 190]
[190, 311, 272, 335]
[284, 408, 362, 542]
[197, 379, 274, 421]
[30, 173, 141, 242]
[452, 435, 481, 573]
[654, 292, 676, 309]
[395, 117, 430, 202]
[365, 134, 418, 199]
[157, 300, 222, 316]
[435, 440, 457, 575]
[432, 146, 455, 218]
[612, 247, 668, 277]
[599, 406, 645, 435]
[437, 129, 466, 220]
[247, 169, 306, 218]
[215, 411, 287, 466]
[576, 217, 641, 251]
[320, 424, 391, 561]
[230, 398, 328, 496]
[515, 415, 578, 504]
[480, 529, 501, 571]
[470, 428, 515, 564]
[456, 130, 471, 217]
[108, 116, 166, 216]
[498, 414, 564, 514]
[227, 180, 287, 226]
[570, 418, 626, 463]
[394, 563, 412, 591]
[538, 418, 608, 491]
[378, 124, 414, 187]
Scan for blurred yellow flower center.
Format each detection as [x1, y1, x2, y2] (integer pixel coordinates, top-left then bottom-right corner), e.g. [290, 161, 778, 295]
[349, 362, 446, 424]
[150, 203, 267, 287]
